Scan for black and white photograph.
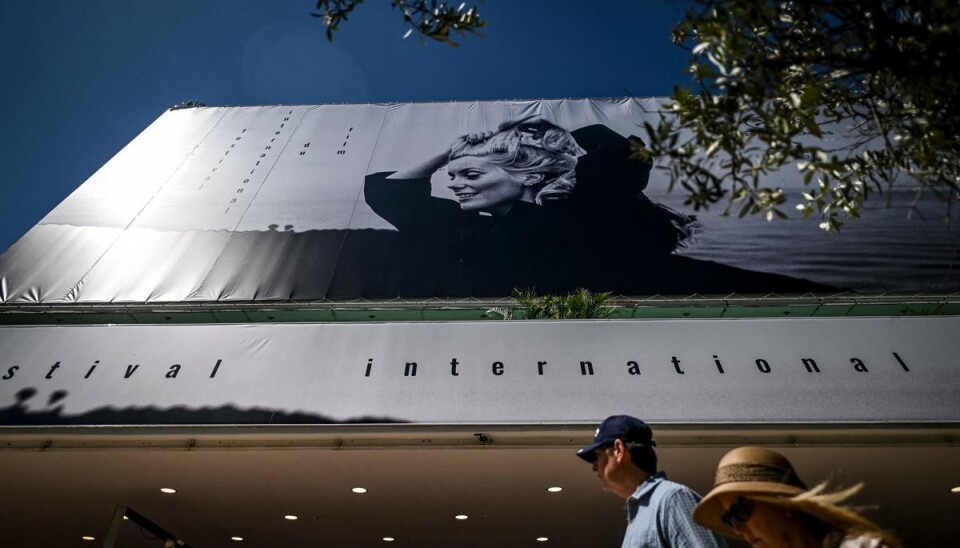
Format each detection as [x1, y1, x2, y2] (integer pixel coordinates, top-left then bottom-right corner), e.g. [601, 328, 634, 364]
[1, 98, 956, 303]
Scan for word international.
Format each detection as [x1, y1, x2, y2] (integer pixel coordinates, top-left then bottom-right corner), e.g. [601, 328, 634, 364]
[363, 353, 913, 377]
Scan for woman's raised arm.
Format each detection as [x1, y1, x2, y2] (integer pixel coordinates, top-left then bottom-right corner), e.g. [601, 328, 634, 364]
[386, 150, 450, 180]
[386, 131, 493, 180]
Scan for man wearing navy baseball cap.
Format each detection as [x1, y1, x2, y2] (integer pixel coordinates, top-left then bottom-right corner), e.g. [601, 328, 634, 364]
[578, 415, 725, 548]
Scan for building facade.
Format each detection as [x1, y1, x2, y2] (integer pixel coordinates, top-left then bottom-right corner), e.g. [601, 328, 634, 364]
[1, 98, 959, 546]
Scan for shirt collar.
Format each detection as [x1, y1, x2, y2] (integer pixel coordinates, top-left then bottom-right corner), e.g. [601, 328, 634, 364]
[625, 471, 668, 520]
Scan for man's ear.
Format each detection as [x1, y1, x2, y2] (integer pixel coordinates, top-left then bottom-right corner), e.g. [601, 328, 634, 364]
[612, 439, 626, 462]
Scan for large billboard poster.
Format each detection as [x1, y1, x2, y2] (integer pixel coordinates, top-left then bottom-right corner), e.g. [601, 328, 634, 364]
[0, 98, 958, 302]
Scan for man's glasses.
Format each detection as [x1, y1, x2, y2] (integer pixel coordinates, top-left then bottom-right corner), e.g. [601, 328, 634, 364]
[720, 497, 753, 529]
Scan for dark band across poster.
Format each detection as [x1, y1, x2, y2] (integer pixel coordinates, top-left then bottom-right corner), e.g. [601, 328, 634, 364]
[0, 98, 957, 302]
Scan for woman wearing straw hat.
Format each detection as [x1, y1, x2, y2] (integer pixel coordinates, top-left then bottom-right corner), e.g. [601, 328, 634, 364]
[693, 447, 900, 548]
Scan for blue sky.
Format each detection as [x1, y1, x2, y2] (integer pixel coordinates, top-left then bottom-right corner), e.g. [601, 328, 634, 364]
[0, 0, 690, 253]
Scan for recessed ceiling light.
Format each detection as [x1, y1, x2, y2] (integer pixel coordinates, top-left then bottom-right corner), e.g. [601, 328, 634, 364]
[284, 515, 298, 521]
[383, 537, 395, 542]
[952, 486, 960, 493]
[352, 487, 367, 494]
[81, 536, 96, 542]
[546, 486, 563, 493]
[231, 537, 243, 542]
[123, 516, 129, 520]
[455, 514, 469, 520]
[159, 487, 176, 494]
[537, 537, 549, 542]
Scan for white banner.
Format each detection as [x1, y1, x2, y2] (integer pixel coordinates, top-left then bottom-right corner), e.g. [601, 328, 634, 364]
[1, 317, 957, 426]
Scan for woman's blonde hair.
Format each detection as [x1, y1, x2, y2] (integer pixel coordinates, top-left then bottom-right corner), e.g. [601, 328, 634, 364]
[448, 118, 584, 205]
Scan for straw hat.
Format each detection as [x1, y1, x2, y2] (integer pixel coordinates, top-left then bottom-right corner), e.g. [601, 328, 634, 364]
[693, 447, 883, 539]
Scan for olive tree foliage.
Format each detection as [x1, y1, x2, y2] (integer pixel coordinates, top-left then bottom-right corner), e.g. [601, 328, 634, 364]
[313, 0, 485, 45]
[312, 1, 959, 231]
[640, 0, 960, 231]
[487, 289, 616, 320]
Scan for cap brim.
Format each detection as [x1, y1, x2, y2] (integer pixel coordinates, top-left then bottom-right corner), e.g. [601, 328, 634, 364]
[576, 441, 605, 463]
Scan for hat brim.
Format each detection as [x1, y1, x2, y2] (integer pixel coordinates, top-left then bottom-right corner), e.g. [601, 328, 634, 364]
[693, 481, 882, 540]
[693, 481, 807, 538]
[575, 441, 605, 463]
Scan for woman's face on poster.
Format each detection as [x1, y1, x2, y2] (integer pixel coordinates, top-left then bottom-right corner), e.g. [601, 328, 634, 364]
[446, 156, 528, 215]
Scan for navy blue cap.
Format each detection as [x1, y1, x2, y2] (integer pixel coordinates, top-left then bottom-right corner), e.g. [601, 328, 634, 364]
[576, 415, 656, 463]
